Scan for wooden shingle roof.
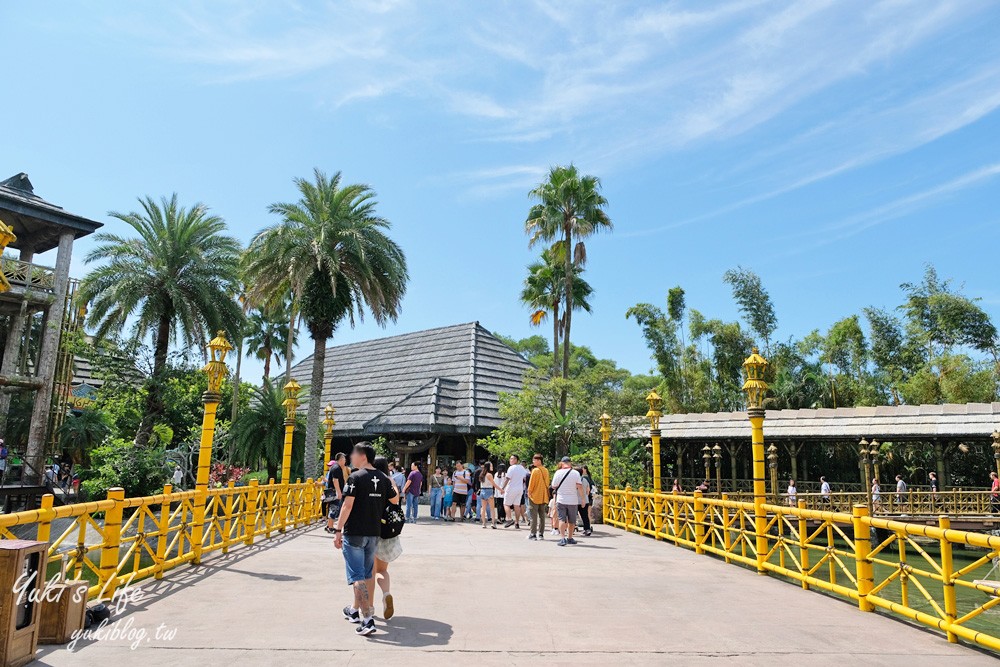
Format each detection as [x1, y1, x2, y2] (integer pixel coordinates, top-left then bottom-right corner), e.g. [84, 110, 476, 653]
[0, 173, 103, 254]
[628, 403, 1000, 442]
[288, 322, 532, 437]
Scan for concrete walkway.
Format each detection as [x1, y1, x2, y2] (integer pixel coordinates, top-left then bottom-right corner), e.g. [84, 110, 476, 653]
[35, 518, 996, 666]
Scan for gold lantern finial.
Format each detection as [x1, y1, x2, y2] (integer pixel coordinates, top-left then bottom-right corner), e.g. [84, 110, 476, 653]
[741, 347, 769, 410]
[645, 390, 663, 430]
[323, 403, 336, 435]
[599, 412, 612, 441]
[282, 378, 301, 421]
[202, 330, 233, 395]
[0, 219, 16, 294]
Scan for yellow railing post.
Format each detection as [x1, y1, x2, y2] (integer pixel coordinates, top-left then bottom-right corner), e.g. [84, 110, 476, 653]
[672, 496, 680, 543]
[266, 478, 275, 538]
[98, 487, 125, 601]
[693, 490, 706, 555]
[600, 413, 611, 525]
[852, 504, 874, 612]
[722, 492, 732, 563]
[36, 494, 54, 543]
[798, 498, 809, 591]
[280, 379, 301, 535]
[244, 479, 258, 546]
[750, 409, 767, 575]
[155, 483, 172, 579]
[625, 485, 633, 532]
[222, 480, 235, 554]
[939, 515, 958, 643]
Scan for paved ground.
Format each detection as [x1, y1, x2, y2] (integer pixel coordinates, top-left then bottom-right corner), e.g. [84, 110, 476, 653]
[35, 517, 997, 666]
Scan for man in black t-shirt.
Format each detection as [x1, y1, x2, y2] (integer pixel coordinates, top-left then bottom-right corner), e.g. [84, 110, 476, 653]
[334, 442, 396, 636]
[325, 453, 348, 532]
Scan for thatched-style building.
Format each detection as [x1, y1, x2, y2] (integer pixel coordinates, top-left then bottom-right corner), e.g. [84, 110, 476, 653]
[287, 322, 532, 471]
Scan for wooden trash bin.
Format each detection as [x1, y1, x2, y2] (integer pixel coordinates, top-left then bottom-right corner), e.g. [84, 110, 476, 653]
[0, 540, 48, 667]
[38, 579, 88, 645]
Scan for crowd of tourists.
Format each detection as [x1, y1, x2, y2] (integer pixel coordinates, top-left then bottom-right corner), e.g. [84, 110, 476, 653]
[320, 446, 597, 638]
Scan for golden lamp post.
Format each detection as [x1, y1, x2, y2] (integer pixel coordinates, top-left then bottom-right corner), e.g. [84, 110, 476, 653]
[742, 347, 769, 575]
[645, 390, 663, 494]
[599, 413, 612, 524]
[766, 444, 779, 503]
[322, 404, 336, 470]
[192, 331, 232, 564]
[869, 439, 881, 485]
[992, 430, 1000, 477]
[280, 378, 301, 532]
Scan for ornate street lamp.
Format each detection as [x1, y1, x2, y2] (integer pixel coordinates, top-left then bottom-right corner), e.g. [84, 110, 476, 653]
[869, 439, 881, 488]
[701, 444, 712, 488]
[767, 444, 779, 503]
[599, 413, 612, 506]
[742, 347, 769, 574]
[278, 378, 302, 532]
[322, 404, 336, 470]
[712, 443, 722, 494]
[991, 431, 1000, 478]
[0, 220, 15, 294]
[646, 390, 663, 494]
[192, 331, 231, 564]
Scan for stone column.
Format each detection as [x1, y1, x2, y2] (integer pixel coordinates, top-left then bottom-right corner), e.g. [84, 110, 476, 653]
[24, 232, 73, 484]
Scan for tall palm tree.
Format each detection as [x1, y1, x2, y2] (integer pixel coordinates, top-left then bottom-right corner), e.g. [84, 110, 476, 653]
[525, 165, 612, 415]
[79, 195, 243, 446]
[230, 379, 305, 481]
[56, 410, 111, 465]
[244, 305, 293, 381]
[244, 169, 408, 480]
[520, 246, 594, 375]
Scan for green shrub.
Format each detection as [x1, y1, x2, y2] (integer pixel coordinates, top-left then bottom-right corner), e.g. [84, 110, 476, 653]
[79, 437, 170, 500]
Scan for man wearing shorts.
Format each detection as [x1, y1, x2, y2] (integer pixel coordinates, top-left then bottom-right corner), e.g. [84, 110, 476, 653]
[502, 454, 528, 529]
[451, 462, 471, 521]
[550, 456, 585, 547]
[334, 442, 396, 636]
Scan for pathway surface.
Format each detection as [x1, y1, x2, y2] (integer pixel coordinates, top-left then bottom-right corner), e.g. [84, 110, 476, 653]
[35, 517, 997, 666]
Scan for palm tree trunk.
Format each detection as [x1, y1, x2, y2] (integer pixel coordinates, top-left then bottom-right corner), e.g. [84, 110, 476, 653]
[560, 224, 573, 417]
[136, 312, 171, 447]
[263, 343, 271, 380]
[303, 333, 327, 481]
[285, 307, 297, 383]
[552, 300, 560, 376]
[230, 336, 243, 423]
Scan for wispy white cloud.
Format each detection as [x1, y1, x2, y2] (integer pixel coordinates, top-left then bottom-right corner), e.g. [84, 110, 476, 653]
[112, 0, 1000, 205]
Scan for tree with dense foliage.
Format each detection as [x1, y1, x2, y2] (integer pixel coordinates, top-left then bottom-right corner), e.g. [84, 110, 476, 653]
[525, 165, 612, 416]
[722, 266, 778, 353]
[520, 246, 594, 375]
[57, 410, 111, 464]
[244, 169, 408, 480]
[243, 304, 293, 381]
[230, 379, 305, 481]
[78, 195, 243, 446]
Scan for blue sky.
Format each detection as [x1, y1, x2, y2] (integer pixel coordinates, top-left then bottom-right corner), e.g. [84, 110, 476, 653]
[3, 1, 1000, 382]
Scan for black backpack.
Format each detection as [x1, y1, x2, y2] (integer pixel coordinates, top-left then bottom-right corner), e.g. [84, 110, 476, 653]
[380, 502, 405, 539]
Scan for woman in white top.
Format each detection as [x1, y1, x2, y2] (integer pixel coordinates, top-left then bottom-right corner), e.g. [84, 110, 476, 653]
[477, 462, 497, 529]
[494, 464, 507, 523]
[786, 479, 797, 507]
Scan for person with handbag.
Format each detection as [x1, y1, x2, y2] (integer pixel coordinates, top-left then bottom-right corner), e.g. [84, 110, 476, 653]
[372, 456, 405, 621]
[550, 456, 586, 547]
[334, 443, 398, 637]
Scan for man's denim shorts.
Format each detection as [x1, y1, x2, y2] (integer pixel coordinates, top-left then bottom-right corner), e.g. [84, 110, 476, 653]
[342, 534, 378, 584]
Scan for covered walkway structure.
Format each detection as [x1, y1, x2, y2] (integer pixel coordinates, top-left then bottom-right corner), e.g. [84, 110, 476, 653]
[630, 402, 1000, 491]
[33, 521, 995, 666]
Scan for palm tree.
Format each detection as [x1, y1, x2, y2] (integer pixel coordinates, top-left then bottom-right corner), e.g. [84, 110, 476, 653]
[244, 305, 293, 381]
[520, 246, 594, 375]
[230, 379, 305, 481]
[525, 165, 612, 415]
[79, 195, 243, 446]
[244, 169, 408, 480]
[57, 410, 111, 465]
